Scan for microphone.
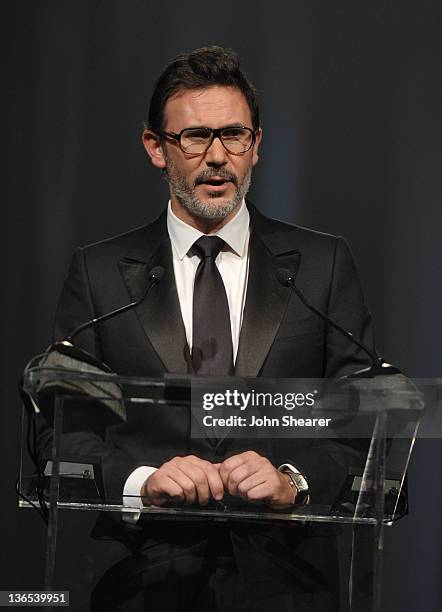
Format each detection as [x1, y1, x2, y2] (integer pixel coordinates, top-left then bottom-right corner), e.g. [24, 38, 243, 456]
[276, 267, 399, 377]
[18, 264, 164, 524]
[57, 265, 165, 347]
[21, 265, 165, 413]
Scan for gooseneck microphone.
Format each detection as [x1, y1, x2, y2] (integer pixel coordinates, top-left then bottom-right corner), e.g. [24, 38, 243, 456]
[19, 268, 165, 525]
[276, 267, 386, 372]
[59, 265, 165, 346]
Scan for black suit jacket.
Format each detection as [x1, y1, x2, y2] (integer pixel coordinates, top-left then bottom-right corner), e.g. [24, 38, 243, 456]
[50, 202, 374, 608]
[53, 202, 373, 500]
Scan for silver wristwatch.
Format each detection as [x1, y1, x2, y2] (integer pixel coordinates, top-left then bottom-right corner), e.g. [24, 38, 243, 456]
[279, 464, 310, 505]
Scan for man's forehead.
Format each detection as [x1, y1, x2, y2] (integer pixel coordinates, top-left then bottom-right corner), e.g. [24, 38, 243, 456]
[163, 85, 252, 129]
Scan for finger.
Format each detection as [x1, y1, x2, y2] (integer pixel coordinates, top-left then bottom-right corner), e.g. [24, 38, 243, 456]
[219, 456, 247, 485]
[226, 464, 259, 497]
[146, 475, 185, 506]
[205, 465, 224, 500]
[235, 472, 268, 500]
[163, 465, 199, 505]
[174, 462, 211, 505]
[241, 481, 273, 504]
[186, 458, 224, 501]
[219, 451, 262, 484]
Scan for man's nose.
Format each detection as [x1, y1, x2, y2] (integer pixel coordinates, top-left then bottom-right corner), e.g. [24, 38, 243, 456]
[204, 136, 228, 166]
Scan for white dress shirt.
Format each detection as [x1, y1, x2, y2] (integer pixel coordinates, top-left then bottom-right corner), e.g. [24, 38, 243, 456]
[123, 200, 250, 514]
[167, 199, 250, 361]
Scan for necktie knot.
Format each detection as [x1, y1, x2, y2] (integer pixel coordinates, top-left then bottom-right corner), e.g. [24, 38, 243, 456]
[192, 235, 225, 260]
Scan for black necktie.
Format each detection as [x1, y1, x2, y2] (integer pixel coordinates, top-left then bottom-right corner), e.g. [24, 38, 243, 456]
[192, 236, 234, 375]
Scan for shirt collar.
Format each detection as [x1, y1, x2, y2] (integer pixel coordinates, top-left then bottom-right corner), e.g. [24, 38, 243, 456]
[167, 199, 250, 260]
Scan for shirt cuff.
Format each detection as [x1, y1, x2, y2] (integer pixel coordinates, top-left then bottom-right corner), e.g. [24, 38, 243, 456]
[122, 465, 158, 522]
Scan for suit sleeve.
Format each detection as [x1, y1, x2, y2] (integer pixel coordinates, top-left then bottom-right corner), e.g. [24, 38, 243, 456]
[37, 248, 143, 503]
[53, 247, 102, 355]
[324, 237, 376, 378]
[278, 237, 375, 504]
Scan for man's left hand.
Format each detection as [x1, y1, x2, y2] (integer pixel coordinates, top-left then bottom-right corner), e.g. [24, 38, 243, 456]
[217, 450, 296, 509]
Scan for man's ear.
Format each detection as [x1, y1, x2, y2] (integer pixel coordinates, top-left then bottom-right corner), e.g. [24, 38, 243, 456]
[142, 130, 166, 169]
[252, 127, 263, 167]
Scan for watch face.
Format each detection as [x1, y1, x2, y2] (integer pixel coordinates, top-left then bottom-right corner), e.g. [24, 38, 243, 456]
[290, 473, 309, 492]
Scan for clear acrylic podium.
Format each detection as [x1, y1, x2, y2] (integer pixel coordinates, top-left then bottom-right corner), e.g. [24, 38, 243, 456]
[19, 363, 425, 611]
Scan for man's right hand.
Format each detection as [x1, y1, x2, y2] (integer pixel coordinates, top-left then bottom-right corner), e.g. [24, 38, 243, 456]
[140, 455, 224, 506]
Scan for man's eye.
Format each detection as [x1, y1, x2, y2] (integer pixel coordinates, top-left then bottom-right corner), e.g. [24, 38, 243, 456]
[221, 128, 243, 139]
[184, 129, 211, 140]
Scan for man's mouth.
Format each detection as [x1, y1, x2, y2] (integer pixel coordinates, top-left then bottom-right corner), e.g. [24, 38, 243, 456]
[196, 171, 237, 187]
[198, 176, 232, 192]
[203, 178, 229, 186]
[204, 178, 228, 185]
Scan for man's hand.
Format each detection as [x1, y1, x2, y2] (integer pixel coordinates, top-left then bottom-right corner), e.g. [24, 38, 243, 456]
[217, 450, 296, 509]
[141, 455, 224, 506]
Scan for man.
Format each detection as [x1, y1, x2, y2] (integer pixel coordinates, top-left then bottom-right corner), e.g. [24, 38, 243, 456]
[54, 47, 374, 611]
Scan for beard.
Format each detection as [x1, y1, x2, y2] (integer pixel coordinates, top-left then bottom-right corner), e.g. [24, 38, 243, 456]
[163, 153, 252, 220]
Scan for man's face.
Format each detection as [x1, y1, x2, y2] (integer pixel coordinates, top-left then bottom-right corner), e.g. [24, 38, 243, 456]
[143, 85, 262, 228]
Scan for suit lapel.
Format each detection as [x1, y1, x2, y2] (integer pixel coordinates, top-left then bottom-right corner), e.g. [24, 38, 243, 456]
[118, 213, 190, 375]
[235, 206, 301, 377]
[117, 204, 301, 378]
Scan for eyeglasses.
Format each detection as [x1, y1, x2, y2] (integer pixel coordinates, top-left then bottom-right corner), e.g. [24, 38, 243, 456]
[157, 126, 256, 155]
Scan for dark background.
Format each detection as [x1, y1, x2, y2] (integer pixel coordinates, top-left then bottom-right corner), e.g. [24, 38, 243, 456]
[3, 1, 441, 610]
